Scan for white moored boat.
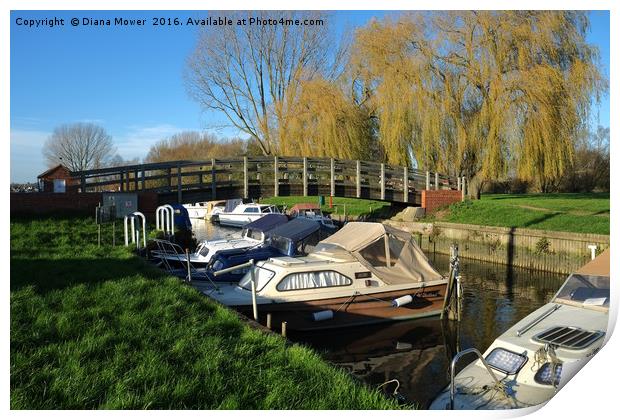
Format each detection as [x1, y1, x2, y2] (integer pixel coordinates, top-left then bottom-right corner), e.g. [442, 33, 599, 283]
[200, 222, 448, 331]
[152, 214, 288, 267]
[430, 249, 610, 410]
[217, 202, 282, 227]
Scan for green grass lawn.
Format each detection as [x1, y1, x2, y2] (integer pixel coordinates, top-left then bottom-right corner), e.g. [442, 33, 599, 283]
[428, 193, 609, 235]
[260, 196, 391, 218]
[10, 217, 402, 409]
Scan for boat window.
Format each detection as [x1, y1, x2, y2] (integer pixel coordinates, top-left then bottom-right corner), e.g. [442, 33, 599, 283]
[359, 238, 389, 267]
[270, 236, 292, 255]
[485, 348, 527, 375]
[244, 228, 263, 241]
[553, 274, 610, 309]
[387, 234, 406, 262]
[198, 245, 210, 257]
[244, 207, 259, 213]
[263, 207, 272, 213]
[238, 266, 276, 292]
[534, 362, 563, 386]
[276, 270, 352, 291]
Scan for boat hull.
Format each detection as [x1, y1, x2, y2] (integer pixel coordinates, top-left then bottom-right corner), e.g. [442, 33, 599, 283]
[229, 283, 447, 331]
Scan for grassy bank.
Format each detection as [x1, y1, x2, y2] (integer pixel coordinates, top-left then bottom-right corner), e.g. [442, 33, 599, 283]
[260, 195, 391, 218]
[10, 217, 402, 409]
[427, 193, 609, 235]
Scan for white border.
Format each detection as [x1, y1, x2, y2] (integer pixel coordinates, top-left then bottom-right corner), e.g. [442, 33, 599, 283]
[3, 2, 616, 420]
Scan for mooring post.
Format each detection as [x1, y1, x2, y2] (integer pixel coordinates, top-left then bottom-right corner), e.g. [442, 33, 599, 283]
[457, 176, 461, 191]
[211, 158, 216, 199]
[461, 176, 466, 200]
[356, 160, 361, 198]
[380, 163, 386, 200]
[176, 164, 183, 203]
[274, 156, 279, 197]
[425, 171, 430, 190]
[303, 157, 308, 197]
[266, 313, 272, 330]
[403, 166, 409, 202]
[186, 248, 192, 283]
[435, 172, 439, 191]
[281, 321, 287, 338]
[330, 158, 335, 197]
[243, 156, 249, 198]
[249, 259, 258, 321]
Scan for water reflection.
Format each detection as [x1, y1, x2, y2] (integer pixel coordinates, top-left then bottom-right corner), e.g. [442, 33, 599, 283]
[293, 254, 565, 408]
[191, 219, 567, 408]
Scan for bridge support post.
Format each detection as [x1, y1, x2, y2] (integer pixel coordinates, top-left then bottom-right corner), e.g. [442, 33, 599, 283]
[330, 158, 335, 197]
[120, 172, 124, 192]
[380, 163, 385, 200]
[211, 158, 216, 199]
[167, 168, 172, 190]
[126, 171, 130, 192]
[425, 171, 430, 190]
[303, 157, 308, 196]
[134, 170, 138, 191]
[274, 156, 279, 197]
[403, 167, 408, 202]
[80, 174, 86, 193]
[435, 172, 439, 190]
[177, 164, 182, 203]
[356, 160, 361, 198]
[243, 156, 249, 198]
[141, 168, 146, 190]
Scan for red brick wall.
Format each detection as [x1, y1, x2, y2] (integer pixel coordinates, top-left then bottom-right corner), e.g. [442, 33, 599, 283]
[421, 190, 462, 213]
[11, 193, 103, 215]
[11, 192, 161, 217]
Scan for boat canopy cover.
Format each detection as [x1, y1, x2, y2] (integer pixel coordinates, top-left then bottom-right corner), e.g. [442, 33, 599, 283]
[267, 218, 320, 242]
[315, 222, 443, 284]
[243, 213, 288, 233]
[575, 248, 610, 277]
[289, 203, 320, 213]
[224, 198, 243, 212]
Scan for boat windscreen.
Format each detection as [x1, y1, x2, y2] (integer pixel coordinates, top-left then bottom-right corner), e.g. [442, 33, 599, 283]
[553, 274, 610, 309]
[238, 266, 276, 292]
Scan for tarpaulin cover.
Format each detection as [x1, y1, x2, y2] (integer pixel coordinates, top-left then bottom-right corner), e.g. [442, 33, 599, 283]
[243, 213, 288, 233]
[267, 218, 320, 242]
[315, 222, 444, 285]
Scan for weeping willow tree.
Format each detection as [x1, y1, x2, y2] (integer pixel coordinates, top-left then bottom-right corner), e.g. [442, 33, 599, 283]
[281, 78, 375, 159]
[352, 11, 605, 195]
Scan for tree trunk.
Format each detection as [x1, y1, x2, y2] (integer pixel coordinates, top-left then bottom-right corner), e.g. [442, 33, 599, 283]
[467, 174, 483, 200]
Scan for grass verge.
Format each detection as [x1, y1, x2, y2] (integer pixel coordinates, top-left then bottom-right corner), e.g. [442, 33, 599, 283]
[425, 193, 609, 235]
[260, 196, 392, 219]
[10, 216, 402, 409]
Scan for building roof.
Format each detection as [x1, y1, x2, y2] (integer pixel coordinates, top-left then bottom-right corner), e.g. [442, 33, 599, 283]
[37, 164, 70, 179]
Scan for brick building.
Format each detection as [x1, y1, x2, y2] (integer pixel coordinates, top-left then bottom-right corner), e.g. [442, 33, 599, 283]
[37, 165, 79, 193]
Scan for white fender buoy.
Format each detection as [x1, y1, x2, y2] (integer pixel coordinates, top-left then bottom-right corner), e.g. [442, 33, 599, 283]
[312, 310, 334, 322]
[392, 295, 413, 308]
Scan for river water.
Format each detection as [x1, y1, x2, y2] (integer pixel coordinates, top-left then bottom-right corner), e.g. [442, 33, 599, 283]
[191, 219, 566, 408]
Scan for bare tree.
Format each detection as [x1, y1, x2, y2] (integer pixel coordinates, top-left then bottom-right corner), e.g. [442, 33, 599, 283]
[43, 123, 116, 172]
[185, 11, 341, 155]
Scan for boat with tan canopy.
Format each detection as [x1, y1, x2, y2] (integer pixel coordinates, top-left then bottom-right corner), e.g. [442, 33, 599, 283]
[198, 222, 448, 330]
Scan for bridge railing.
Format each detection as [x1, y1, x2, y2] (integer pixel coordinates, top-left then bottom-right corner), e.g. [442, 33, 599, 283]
[74, 157, 463, 204]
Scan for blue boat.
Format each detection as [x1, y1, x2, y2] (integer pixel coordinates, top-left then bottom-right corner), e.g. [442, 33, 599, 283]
[207, 218, 321, 282]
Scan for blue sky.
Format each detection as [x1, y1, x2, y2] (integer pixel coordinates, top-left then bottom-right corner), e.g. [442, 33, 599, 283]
[10, 10, 610, 182]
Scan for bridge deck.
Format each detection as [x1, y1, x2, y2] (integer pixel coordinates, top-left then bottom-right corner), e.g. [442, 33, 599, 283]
[74, 156, 463, 206]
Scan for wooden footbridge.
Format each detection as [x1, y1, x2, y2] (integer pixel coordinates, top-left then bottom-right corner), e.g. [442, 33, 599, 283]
[74, 157, 465, 206]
